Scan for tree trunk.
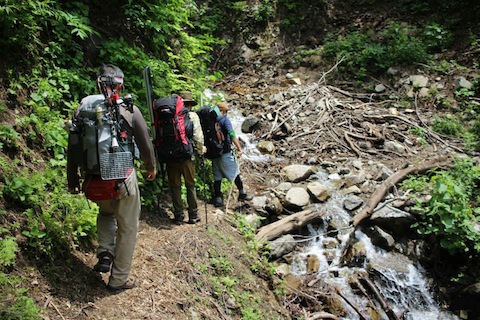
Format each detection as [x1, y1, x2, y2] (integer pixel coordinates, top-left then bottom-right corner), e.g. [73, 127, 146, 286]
[351, 157, 451, 227]
[255, 209, 326, 243]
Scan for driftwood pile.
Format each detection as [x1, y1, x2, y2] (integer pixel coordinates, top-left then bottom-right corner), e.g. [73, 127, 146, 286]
[258, 81, 464, 163]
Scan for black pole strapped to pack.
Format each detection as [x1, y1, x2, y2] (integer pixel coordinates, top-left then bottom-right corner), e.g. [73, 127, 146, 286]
[143, 66, 156, 143]
[143, 66, 165, 217]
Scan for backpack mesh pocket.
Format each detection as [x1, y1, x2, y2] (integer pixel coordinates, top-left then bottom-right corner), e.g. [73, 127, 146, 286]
[99, 152, 133, 180]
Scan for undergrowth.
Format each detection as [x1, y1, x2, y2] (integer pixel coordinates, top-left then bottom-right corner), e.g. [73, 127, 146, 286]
[401, 158, 480, 256]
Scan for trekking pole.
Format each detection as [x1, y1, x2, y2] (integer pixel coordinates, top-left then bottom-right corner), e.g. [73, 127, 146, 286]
[201, 155, 208, 229]
[224, 149, 238, 213]
[225, 178, 234, 214]
[236, 152, 246, 216]
[199, 91, 209, 229]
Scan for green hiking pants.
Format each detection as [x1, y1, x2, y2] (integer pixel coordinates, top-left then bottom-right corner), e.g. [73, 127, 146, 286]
[166, 159, 198, 216]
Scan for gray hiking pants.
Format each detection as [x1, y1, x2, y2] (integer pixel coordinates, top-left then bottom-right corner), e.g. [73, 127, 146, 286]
[96, 172, 140, 287]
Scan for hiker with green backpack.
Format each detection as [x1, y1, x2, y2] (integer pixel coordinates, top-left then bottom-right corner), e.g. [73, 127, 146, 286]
[67, 64, 156, 291]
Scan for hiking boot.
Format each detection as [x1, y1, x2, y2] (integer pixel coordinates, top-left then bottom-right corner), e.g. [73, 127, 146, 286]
[187, 216, 201, 224]
[172, 213, 184, 224]
[188, 212, 201, 224]
[93, 251, 114, 273]
[107, 278, 136, 292]
[213, 197, 223, 208]
[238, 189, 253, 201]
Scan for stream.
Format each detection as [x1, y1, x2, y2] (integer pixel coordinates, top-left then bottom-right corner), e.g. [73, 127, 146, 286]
[226, 104, 460, 320]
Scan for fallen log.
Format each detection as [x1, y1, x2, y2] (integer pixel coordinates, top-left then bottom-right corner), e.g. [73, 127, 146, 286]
[308, 311, 340, 320]
[358, 274, 400, 320]
[351, 157, 452, 227]
[335, 287, 368, 320]
[255, 209, 326, 243]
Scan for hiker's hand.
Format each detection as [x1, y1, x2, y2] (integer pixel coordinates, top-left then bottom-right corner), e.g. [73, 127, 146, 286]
[146, 169, 156, 181]
[237, 148, 243, 157]
[68, 186, 79, 194]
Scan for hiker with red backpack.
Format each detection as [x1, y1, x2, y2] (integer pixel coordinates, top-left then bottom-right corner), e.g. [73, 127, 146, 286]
[67, 64, 156, 291]
[210, 101, 252, 207]
[164, 91, 206, 224]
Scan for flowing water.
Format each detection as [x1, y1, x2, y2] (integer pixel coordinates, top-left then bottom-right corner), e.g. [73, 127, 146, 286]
[290, 171, 459, 320]
[229, 108, 270, 162]
[222, 99, 460, 320]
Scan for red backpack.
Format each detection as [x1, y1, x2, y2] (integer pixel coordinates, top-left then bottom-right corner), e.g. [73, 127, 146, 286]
[153, 95, 194, 163]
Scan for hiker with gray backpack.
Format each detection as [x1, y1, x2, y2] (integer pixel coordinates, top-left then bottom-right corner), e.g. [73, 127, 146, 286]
[66, 64, 156, 291]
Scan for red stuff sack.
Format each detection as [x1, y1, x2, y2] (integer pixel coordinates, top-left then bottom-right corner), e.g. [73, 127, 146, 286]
[82, 175, 121, 201]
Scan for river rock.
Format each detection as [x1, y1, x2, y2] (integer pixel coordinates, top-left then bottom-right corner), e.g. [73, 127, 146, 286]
[284, 274, 302, 291]
[241, 115, 260, 133]
[269, 92, 284, 105]
[375, 83, 386, 93]
[274, 263, 290, 276]
[307, 181, 331, 202]
[244, 213, 262, 230]
[455, 76, 473, 90]
[340, 185, 362, 195]
[265, 195, 283, 215]
[344, 240, 367, 267]
[371, 162, 393, 181]
[394, 238, 431, 262]
[256, 140, 275, 154]
[409, 75, 429, 87]
[251, 195, 268, 211]
[282, 164, 315, 182]
[384, 140, 406, 154]
[326, 212, 352, 237]
[269, 234, 296, 259]
[276, 182, 293, 192]
[370, 205, 415, 236]
[418, 87, 430, 98]
[367, 225, 395, 250]
[367, 251, 412, 274]
[285, 187, 310, 209]
[343, 195, 364, 211]
[343, 170, 368, 187]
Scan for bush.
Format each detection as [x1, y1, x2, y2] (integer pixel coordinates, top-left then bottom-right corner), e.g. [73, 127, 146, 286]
[0, 272, 40, 320]
[323, 22, 431, 78]
[402, 158, 480, 255]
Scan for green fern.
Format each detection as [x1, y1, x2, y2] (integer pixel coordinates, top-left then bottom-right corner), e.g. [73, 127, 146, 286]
[0, 236, 17, 268]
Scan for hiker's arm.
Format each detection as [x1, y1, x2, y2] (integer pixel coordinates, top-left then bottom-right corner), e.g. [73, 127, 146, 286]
[190, 112, 205, 154]
[223, 117, 243, 157]
[67, 109, 80, 193]
[132, 106, 156, 180]
[231, 135, 243, 158]
[67, 143, 80, 193]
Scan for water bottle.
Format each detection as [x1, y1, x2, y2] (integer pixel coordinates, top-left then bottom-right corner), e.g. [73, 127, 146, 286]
[95, 105, 103, 125]
[63, 119, 76, 132]
[111, 136, 119, 149]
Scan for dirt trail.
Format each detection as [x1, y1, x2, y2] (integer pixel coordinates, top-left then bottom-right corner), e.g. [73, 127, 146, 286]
[32, 198, 287, 320]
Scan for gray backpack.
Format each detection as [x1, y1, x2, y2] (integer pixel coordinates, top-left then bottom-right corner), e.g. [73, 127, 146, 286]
[68, 94, 134, 180]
